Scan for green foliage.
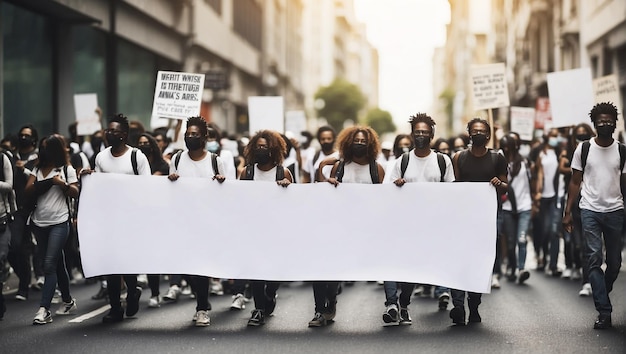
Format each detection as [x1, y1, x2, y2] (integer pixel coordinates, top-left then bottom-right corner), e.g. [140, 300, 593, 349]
[314, 78, 366, 131]
[364, 108, 396, 136]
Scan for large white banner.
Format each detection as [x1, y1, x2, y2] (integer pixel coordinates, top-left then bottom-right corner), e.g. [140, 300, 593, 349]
[77, 174, 497, 293]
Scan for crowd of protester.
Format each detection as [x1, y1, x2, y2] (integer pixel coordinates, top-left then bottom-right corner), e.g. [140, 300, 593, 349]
[0, 102, 622, 330]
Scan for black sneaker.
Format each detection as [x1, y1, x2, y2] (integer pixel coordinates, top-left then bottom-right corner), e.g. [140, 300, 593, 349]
[450, 306, 465, 325]
[518, 270, 530, 284]
[125, 287, 142, 317]
[382, 304, 399, 326]
[399, 308, 412, 325]
[323, 301, 337, 321]
[594, 314, 612, 329]
[438, 292, 450, 311]
[102, 307, 124, 323]
[308, 312, 327, 327]
[247, 309, 265, 326]
[91, 287, 108, 300]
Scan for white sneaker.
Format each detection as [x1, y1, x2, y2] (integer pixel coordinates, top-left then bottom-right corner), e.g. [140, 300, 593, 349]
[148, 296, 162, 308]
[561, 268, 572, 279]
[33, 307, 52, 325]
[230, 294, 246, 310]
[382, 304, 399, 326]
[51, 289, 62, 304]
[137, 274, 148, 288]
[194, 310, 210, 327]
[571, 268, 582, 280]
[491, 274, 500, 289]
[55, 298, 77, 315]
[579, 283, 592, 297]
[210, 279, 224, 296]
[163, 285, 181, 301]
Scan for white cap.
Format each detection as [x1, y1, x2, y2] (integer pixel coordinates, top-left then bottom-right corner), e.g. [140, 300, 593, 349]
[381, 141, 393, 150]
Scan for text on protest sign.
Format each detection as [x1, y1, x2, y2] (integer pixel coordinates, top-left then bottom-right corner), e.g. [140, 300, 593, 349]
[471, 63, 510, 111]
[151, 71, 205, 120]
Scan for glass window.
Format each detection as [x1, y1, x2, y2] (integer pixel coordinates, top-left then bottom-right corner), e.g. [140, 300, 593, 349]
[2, 3, 53, 136]
[73, 26, 107, 135]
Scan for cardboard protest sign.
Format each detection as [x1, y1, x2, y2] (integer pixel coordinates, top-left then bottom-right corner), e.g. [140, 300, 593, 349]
[151, 71, 205, 120]
[248, 96, 284, 134]
[546, 68, 594, 128]
[73, 93, 101, 136]
[510, 106, 535, 141]
[471, 63, 510, 110]
[285, 110, 307, 135]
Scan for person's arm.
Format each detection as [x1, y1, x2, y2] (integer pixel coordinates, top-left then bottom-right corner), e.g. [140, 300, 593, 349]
[317, 157, 340, 182]
[277, 167, 293, 187]
[558, 150, 571, 175]
[452, 152, 461, 181]
[534, 154, 544, 204]
[0, 154, 13, 193]
[562, 169, 583, 233]
[213, 156, 226, 183]
[326, 161, 341, 187]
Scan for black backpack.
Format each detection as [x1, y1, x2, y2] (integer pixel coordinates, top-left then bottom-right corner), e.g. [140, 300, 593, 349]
[335, 159, 380, 184]
[174, 151, 219, 176]
[400, 151, 447, 182]
[241, 164, 285, 181]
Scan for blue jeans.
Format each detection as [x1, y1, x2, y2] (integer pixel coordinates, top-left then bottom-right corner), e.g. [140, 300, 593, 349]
[32, 221, 71, 309]
[383, 281, 414, 307]
[502, 210, 531, 270]
[580, 209, 623, 315]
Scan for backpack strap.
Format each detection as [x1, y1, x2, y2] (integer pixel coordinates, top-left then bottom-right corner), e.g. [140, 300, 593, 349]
[210, 153, 219, 176]
[241, 164, 254, 180]
[62, 165, 73, 220]
[580, 141, 590, 172]
[131, 148, 139, 175]
[400, 152, 410, 178]
[335, 160, 346, 182]
[369, 160, 380, 184]
[275, 165, 285, 181]
[312, 150, 322, 167]
[174, 150, 183, 170]
[436, 152, 446, 182]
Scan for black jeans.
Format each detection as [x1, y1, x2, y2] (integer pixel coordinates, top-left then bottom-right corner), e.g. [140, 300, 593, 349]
[312, 281, 339, 313]
[188, 275, 210, 311]
[251, 280, 280, 311]
[107, 274, 138, 310]
[7, 213, 32, 294]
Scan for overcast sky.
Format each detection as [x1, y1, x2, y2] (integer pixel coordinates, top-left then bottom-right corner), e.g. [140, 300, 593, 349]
[353, 0, 451, 132]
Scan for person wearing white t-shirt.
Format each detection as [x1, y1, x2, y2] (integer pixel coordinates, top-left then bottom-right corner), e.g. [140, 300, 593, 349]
[27, 135, 80, 325]
[239, 130, 292, 327]
[83, 114, 151, 323]
[313, 126, 384, 328]
[168, 116, 225, 327]
[385, 114, 454, 325]
[563, 102, 625, 330]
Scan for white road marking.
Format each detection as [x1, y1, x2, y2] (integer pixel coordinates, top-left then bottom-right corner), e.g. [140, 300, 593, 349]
[69, 304, 111, 323]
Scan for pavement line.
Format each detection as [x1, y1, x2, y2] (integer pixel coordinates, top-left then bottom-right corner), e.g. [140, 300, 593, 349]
[69, 304, 111, 323]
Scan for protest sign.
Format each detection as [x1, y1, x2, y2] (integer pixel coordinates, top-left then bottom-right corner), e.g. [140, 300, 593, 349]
[471, 63, 510, 110]
[151, 71, 205, 120]
[547, 68, 594, 128]
[510, 106, 535, 141]
[73, 93, 101, 136]
[248, 96, 284, 133]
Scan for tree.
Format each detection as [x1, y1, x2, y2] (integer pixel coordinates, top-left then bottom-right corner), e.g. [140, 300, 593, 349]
[364, 108, 396, 136]
[314, 78, 366, 131]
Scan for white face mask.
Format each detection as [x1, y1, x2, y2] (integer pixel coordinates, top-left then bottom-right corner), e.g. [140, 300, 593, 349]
[206, 141, 220, 153]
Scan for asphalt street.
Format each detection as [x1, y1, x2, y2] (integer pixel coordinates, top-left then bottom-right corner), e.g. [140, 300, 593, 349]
[1, 265, 624, 354]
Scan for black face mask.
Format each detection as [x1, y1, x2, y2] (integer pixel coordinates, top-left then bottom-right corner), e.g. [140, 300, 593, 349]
[254, 150, 271, 165]
[105, 133, 124, 148]
[138, 145, 152, 157]
[184, 136, 204, 151]
[91, 137, 103, 152]
[321, 142, 334, 152]
[414, 136, 430, 150]
[351, 144, 367, 158]
[575, 134, 591, 142]
[18, 136, 33, 149]
[596, 125, 615, 138]
[471, 134, 488, 147]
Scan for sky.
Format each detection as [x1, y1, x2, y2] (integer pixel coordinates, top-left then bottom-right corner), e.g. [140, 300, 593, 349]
[353, 0, 451, 132]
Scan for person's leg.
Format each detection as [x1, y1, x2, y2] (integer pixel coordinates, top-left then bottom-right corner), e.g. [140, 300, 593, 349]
[581, 209, 611, 315]
[502, 211, 518, 278]
[107, 275, 123, 310]
[517, 210, 532, 271]
[8, 213, 31, 297]
[601, 210, 623, 295]
[383, 281, 398, 306]
[148, 275, 160, 297]
[548, 198, 561, 272]
[191, 275, 210, 311]
[398, 282, 415, 308]
[251, 280, 266, 310]
[312, 282, 328, 313]
[34, 223, 69, 309]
